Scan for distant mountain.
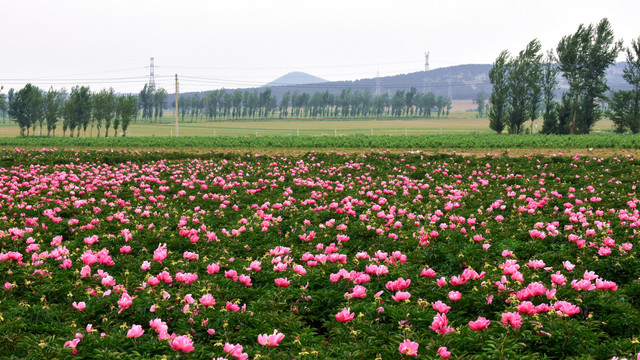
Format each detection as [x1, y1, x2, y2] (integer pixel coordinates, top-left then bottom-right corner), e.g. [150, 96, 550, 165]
[261, 63, 631, 101]
[266, 72, 327, 86]
[262, 64, 493, 101]
[172, 63, 632, 103]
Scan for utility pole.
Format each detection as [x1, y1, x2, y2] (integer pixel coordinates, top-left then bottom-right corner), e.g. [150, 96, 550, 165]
[149, 57, 156, 88]
[424, 52, 430, 72]
[175, 74, 179, 137]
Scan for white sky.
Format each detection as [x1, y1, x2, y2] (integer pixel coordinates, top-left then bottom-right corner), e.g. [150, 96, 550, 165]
[1, 0, 638, 93]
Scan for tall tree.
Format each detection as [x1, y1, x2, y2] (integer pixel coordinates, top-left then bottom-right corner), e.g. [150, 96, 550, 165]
[259, 88, 273, 119]
[153, 88, 167, 122]
[488, 50, 510, 134]
[279, 91, 291, 119]
[507, 39, 542, 134]
[525, 40, 543, 133]
[609, 36, 640, 133]
[391, 90, 405, 117]
[474, 91, 487, 118]
[43, 87, 64, 136]
[232, 90, 243, 119]
[9, 83, 43, 136]
[373, 93, 390, 117]
[92, 88, 117, 137]
[205, 90, 220, 120]
[624, 36, 640, 128]
[540, 51, 560, 134]
[118, 95, 137, 136]
[138, 84, 154, 121]
[405, 87, 417, 116]
[557, 18, 622, 134]
[0, 86, 6, 121]
[64, 86, 92, 138]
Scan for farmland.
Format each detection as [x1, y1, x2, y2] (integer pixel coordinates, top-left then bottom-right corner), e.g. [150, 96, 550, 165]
[0, 109, 618, 138]
[1, 146, 640, 359]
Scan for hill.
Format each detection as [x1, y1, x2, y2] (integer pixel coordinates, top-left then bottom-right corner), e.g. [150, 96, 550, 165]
[266, 72, 327, 86]
[173, 63, 632, 103]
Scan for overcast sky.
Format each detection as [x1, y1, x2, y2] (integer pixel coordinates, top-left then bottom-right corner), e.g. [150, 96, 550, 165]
[1, 0, 638, 93]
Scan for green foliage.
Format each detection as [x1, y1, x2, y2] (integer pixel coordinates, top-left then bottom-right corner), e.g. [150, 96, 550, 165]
[8, 83, 43, 136]
[557, 18, 623, 134]
[92, 88, 117, 137]
[475, 91, 486, 118]
[489, 50, 510, 134]
[3, 133, 640, 149]
[117, 95, 137, 136]
[609, 36, 640, 134]
[507, 39, 543, 134]
[63, 85, 92, 138]
[609, 90, 638, 133]
[43, 87, 64, 136]
[1, 148, 640, 358]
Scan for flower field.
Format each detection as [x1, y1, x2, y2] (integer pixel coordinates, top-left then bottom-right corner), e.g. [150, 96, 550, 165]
[1, 147, 640, 359]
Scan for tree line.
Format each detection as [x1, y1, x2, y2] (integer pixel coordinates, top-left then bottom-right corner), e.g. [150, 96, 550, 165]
[488, 18, 640, 135]
[175, 87, 452, 121]
[1, 84, 137, 137]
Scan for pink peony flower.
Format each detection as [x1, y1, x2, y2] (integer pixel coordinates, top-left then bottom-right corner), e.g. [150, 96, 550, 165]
[468, 317, 490, 331]
[448, 291, 462, 301]
[501, 311, 522, 328]
[437, 346, 451, 358]
[392, 291, 411, 302]
[335, 307, 355, 322]
[199, 293, 216, 306]
[257, 329, 285, 347]
[431, 300, 451, 314]
[169, 335, 195, 353]
[398, 339, 419, 356]
[126, 324, 144, 338]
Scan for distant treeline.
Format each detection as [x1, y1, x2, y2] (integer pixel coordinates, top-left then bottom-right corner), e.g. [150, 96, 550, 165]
[0, 82, 456, 137]
[176, 87, 453, 121]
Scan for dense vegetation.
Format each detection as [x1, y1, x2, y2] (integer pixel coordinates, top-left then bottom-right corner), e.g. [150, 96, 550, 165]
[489, 18, 639, 135]
[2, 134, 640, 150]
[1, 148, 640, 359]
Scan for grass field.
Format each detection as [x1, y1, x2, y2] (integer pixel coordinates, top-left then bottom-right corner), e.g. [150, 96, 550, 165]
[0, 109, 617, 138]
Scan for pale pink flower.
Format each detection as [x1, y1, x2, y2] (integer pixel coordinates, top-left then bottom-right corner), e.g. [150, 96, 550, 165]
[431, 300, 450, 314]
[169, 335, 194, 353]
[257, 329, 285, 347]
[448, 291, 462, 301]
[501, 312, 522, 328]
[126, 324, 144, 338]
[392, 291, 411, 302]
[117, 293, 133, 311]
[200, 293, 216, 306]
[72, 301, 86, 311]
[437, 346, 451, 358]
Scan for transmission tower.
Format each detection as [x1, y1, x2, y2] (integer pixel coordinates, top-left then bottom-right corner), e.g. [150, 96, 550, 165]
[424, 52, 430, 72]
[149, 57, 156, 88]
[375, 71, 381, 96]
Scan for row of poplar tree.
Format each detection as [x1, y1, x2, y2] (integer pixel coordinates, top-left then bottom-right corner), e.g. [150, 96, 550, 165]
[174, 88, 454, 121]
[488, 18, 640, 134]
[2, 84, 137, 137]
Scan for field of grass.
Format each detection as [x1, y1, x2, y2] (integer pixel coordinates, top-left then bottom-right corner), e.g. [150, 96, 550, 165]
[0, 110, 617, 138]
